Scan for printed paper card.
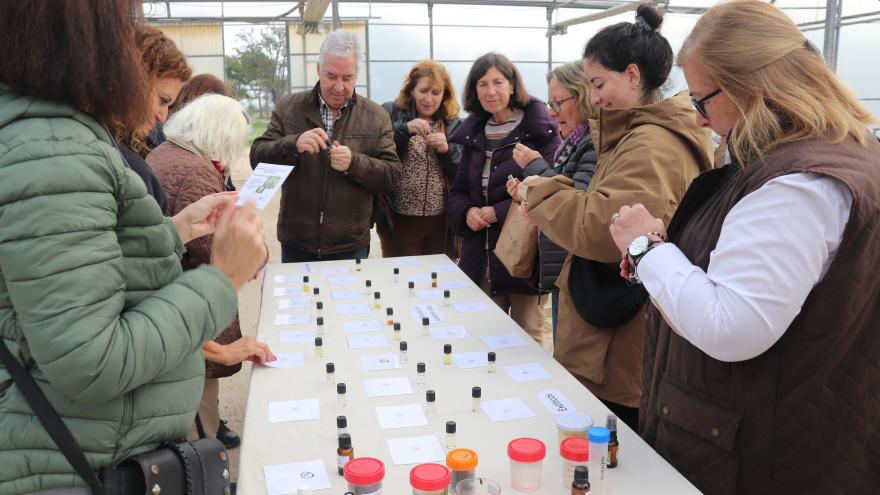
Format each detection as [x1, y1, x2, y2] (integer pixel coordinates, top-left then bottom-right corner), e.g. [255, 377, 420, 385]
[502, 363, 551, 382]
[430, 325, 471, 340]
[538, 389, 577, 415]
[277, 298, 310, 310]
[480, 333, 528, 350]
[410, 304, 444, 324]
[440, 279, 471, 289]
[375, 404, 427, 429]
[344, 320, 383, 333]
[346, 333, 389, 349]
[264, 460, 331, 494]
[416, 289, 444, 300]
[268, 399, 320, 423]
[332, 290, 364, 301]
[361, 354, 402, 371]
[453, 301, 491, 313]
[452, 352, 488, 369]
[481, 397, 536, 422]
[274, 313, 310, 326]
[407, 274, 432, 283]
[364, 377, 413, 398]
[237, 162, 294, 209]
[386, 435, 445, 465]
[432, 264, 459, 273]
[262, 352, 304, 369]
[321, 267, 351, 276]
[273, 287, 306, 297]
[273, 272, 304, 283]
[327, 276, 357, 286]
[280, 329, 316, 344]
[393, 257, 422, 266]
[336, 303, 371, 315]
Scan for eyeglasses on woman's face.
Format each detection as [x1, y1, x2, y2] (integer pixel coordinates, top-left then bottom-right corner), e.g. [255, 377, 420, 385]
[691, 88, 722, 118]
[546, 96, 575, 113]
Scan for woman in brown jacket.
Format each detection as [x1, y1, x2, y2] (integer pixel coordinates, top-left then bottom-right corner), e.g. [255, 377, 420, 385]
[519, 5, 713, 431]
[148, 94, 275, 446]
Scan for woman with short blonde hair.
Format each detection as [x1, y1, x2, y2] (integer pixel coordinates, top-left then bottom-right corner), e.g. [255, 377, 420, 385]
[609, 1, 880, 492]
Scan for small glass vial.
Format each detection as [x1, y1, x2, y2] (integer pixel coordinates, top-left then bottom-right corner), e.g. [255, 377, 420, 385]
[399, 340, 408, 362]
[302, 275, 310, 293]
[571, 465, 590, 495]
[326, 362, 335, 384]
[337, 415, 347, 436]
[393, 267, 400, 283]
[488, 352, 497, 373]
[431, 272, 438, 288]
[416, 362, 426, 386]
[312, 286, 320, 301]
[316, 316, 325, 336]
[443, 344, 452, 366]
[365, 279, 372, 289]
[373, 291, 381, 309]
[393, 322, 402, 341]
[471, 386, 481, 412]
[408, 281, 415, 297]
[355, 258, 363, 272]
[425, 390, 436, 417]
[607, 415, 619, 469]
[422, 317, 430, 336]
[337, 433, 354, 475]
[443, 289, 451, 307]
[386, 307, 394, 326]
[446, 421, 457, 450]
[337, 382, 347, 407]
[314, 336, 323, 359]
[315, 301, 324, 319]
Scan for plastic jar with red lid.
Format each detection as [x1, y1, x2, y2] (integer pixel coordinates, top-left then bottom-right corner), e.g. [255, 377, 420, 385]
[343, 457, 385, 494]
[507, 438, 545, 491]
[410, 463, 451, 495]
[560, 436, 589, 488]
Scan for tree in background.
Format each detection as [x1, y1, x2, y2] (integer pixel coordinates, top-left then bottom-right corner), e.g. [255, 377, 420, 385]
[225, 24, 289, 119]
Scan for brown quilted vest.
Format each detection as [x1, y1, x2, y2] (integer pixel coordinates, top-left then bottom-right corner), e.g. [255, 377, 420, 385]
[641, 135, 880, 494]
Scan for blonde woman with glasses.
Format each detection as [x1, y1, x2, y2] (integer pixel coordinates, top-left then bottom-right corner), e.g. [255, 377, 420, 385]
[610, 1, 880, 492]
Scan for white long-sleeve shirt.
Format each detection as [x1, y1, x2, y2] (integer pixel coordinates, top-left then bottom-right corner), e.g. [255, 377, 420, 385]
[638, 172, 852, 362]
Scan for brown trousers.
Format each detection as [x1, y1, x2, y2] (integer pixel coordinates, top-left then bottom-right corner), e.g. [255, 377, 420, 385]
[377, 213, 447, 258]
[188, 378, 220, 440]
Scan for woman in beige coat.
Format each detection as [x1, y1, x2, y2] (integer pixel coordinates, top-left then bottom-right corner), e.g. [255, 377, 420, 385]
[519, 5, 713, 431]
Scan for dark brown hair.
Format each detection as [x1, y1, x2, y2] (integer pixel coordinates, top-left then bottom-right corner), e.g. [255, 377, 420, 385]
[462, 53, 530, 114]
[0, 0, 150, 132]
[394, 60, 461, 123]
[171, 74, 232, 115]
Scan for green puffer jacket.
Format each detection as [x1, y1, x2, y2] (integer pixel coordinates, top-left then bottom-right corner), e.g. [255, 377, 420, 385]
[0, 86, 238, 494]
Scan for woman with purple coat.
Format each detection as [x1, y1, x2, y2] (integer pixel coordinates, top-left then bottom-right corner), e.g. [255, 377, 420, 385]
[448, 53, 560, 345]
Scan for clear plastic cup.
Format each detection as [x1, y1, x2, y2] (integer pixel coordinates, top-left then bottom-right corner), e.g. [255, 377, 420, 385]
[410, 463, 451, 495]
[507, 438, 545, 491]
[560, 436, 589, 488]
[455, 478, 502, 495]
[556, 412, 592, 443]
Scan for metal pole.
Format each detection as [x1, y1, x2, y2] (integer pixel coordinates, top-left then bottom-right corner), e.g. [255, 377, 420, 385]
[332, 0, 341, 30]
[365, 20, 371, 99]
[823, 0, 842, 72]
[546, 6, 553, 74]
[285, 22, 291, 94]
[428, 1, 434, 59]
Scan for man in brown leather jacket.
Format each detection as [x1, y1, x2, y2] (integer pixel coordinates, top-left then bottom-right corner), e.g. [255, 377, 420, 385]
[250, 29, 401, 262]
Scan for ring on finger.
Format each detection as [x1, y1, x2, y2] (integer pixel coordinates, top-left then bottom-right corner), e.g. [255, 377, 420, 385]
[611, 212, 621, 223]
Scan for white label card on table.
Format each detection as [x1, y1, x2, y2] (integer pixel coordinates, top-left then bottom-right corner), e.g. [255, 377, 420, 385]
[393, 257, 422, 266]
[332, 290, 364, 301]
[344, 320, 383, 333]
[280, 329, 316, 344]
[277, 298, 310, 310]
[268, 399, 320, 423]
[364, 377, 413, 398]
[346, 333, 389, 349]
[452, 352, 488, 369]
[273, 273, 303, 283]
[538, 389, 577, 415]
[432, 264, 459, 273]
[481, 333, 528, 350]
[410, 304, 443, 324]
[375, 404, 427, 429]
[386, 435, 445, 465]
[361, 354, 402, 371]
[416, 289, 444, 300]
[273, 287, 305, 297]
[481, 397, 536, 422]
[327, 276, 357, 286]
[407, 274, 432, 283]
[503, 363, 552, 382]
[262, 352, 304, 369]
[440, 279, 470, 289]
[454, 301, 491, 313]
[237, 162, 294, 209]
[274, 313, 310, 326]
[430, 325, 471, 340]
[336, 303, 371, 315]
[321, 267, 351, 276]
[264, 459, 331, 494]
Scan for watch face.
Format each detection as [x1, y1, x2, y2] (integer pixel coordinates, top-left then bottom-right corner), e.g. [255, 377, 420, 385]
[628, 235, 650, 257]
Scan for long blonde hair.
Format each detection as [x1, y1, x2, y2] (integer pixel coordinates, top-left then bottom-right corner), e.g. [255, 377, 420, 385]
[678, 0, 877, 163]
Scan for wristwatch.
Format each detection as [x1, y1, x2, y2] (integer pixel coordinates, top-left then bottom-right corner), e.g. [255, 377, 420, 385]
[626, 233, 665, 284]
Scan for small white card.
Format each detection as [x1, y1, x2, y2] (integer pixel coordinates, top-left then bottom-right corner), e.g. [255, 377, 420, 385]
[452, 352, 488, 369]
[376, 404, 427, 429]
[503, 363, 551, 382]
[482, 397, 536, 422]
[336, 303, 371, 315]
[268, 399, 320, 423]
[264, 459, 331, 494]
[328, 276, 357, 286]
[410, 304, 444, 324]
[440, 279, 471, 289]
[430, 325, 471, 340]
[274, 313, 310, 326]
[416, 289, 444, 300]
[453, 301, 491, 313]
[262, 352, 304, 369]
[344, 319, 383, 333]
[273, 287, 305, 297]
[237, 162, 294, 209]
[273, 273, 303, 283]
[361, 354, 402, 371]
[280, 329, 316, 344]
[364, 377, 413, 398]
[407, 274, 432, 283]
[432, 264, 459, 273]
[277, 298, 310, 310]
[332, 290, 364, 300]
[347, 333, 389, 349]
[322, 267, 351, 276]
[538, 389, 577, 415]
[481, 333, 528, 350]
[393, 257, 422, 266]
[386, 435, 445, 465]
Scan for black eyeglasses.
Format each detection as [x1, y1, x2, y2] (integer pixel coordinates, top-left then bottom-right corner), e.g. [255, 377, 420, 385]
[691, 88, 721, 118]
[546, 96, 575, 113]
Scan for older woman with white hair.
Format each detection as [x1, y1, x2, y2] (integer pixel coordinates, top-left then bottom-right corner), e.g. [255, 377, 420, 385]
[148, 93, 276, 444]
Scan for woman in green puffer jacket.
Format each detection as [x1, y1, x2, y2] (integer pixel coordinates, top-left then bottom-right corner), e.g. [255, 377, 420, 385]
[0, 1, 268, 493]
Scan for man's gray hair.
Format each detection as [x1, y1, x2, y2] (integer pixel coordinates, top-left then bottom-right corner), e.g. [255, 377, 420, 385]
[318, 29, 363, 67]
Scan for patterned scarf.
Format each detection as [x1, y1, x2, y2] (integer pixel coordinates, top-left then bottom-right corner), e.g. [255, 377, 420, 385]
[553, 122, 588, 172]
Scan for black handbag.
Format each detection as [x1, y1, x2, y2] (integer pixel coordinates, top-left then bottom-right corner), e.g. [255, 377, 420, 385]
[567, 255, 649, 328]
[0, 340, 231, 495]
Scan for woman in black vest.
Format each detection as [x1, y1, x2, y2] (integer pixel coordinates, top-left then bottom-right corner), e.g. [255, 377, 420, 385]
[609, 1, 880, 493]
